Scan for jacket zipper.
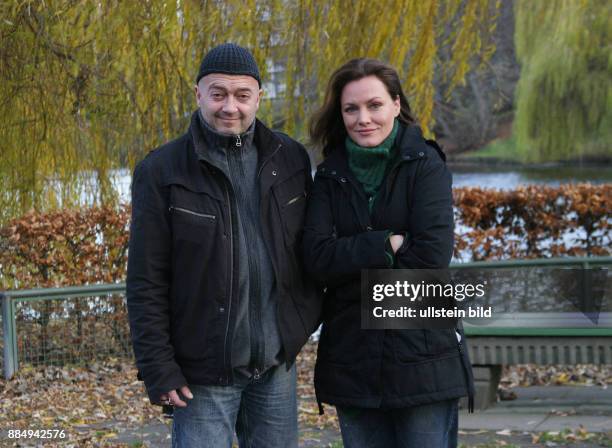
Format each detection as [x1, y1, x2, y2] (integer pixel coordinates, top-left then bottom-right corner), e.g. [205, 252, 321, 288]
[222, 183, 235, 382]
[284, 192, 306, 207]
[250, 142, 283, 380]
[235, 135, 242, 147]
[168, 206, 216, 220]
[254, 142, 285, 379]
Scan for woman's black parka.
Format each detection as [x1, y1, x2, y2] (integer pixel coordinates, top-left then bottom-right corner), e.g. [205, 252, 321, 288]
[302, 123, 475, 412]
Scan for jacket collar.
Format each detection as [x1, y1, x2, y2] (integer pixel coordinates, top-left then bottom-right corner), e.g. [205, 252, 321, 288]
[318, 123, 430, 179]
[253, 116, 284, 159]
[394, 124, 434, 161]
[188, 110, 283, 170]
[197, 109, 256, 151]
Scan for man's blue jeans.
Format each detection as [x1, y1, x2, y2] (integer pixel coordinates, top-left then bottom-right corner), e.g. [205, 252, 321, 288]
[336, 398, 459, 448]
[172, 364, 297, 448]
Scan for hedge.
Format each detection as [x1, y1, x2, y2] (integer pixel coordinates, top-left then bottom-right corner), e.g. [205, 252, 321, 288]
[0, 184, 610, 290]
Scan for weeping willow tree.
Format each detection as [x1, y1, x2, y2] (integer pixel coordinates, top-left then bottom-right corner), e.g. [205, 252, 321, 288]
[0, 0, 498, 222]
[514, 0, 612, 162]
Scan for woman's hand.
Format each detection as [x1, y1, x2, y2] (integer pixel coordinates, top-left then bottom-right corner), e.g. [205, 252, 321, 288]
[389, 234, 404, 253]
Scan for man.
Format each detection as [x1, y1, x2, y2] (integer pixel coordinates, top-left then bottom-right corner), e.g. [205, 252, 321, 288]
[126, 43, 321, 448]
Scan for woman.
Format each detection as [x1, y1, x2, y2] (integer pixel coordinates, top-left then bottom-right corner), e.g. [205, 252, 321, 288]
[302, 58, 474, 448]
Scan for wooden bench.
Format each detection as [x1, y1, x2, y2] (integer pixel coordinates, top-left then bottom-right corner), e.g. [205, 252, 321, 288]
[461, 313, 612, 410]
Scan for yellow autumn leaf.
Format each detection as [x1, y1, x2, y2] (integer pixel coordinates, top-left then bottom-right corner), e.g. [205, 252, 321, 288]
[554, 373, 570, 384]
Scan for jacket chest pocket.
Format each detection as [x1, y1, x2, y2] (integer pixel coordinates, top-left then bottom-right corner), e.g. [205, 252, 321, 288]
[169, 185, 223, 244]
[272, 170, 307, 247]
[170, 206, 216, 225]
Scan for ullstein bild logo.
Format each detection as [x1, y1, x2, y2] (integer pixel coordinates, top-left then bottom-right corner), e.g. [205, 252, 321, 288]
[361, 267, 608, 330]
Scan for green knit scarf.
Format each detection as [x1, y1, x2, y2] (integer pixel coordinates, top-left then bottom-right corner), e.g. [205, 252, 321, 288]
[346, 119, 399, 209]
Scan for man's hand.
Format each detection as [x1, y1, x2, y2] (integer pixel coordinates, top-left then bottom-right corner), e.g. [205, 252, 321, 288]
[390, 234, 405, 253]
[160, 386, 193, 407]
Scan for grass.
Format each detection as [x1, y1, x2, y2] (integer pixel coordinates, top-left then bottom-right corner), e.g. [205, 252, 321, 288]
[457, 135, 611, 164]
[457, 136, 523, 162]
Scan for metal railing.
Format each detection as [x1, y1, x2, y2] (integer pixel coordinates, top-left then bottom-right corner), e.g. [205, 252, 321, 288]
[2, 283, 130, 379]
[2, 256, 611, 379]
[453, 256, 612, 334]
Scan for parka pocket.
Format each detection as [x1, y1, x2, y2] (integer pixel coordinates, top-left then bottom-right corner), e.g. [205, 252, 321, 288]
[168, 183, 223, 245]
[169, 206, 216, 225]
[273, 170, 308, 247]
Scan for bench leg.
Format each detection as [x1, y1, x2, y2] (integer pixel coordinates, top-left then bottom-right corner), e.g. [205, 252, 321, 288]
[459, 364, 501, 411]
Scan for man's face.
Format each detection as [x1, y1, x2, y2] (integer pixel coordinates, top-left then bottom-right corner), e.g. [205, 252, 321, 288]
[195, 73, 262, 135]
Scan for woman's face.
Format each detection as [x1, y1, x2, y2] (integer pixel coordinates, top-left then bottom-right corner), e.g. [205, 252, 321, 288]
[340, 75, 400, 147]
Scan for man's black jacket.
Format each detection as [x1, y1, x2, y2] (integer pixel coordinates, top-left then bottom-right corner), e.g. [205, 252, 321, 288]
[127, 118, 322, 404]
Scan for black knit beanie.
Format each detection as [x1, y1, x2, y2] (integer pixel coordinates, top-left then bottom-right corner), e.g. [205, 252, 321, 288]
[196, 43, 261, 86]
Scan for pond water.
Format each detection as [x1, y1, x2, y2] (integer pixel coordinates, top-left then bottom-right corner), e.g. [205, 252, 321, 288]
[450, 164, 612, 189]
[106, 164, 611, 205]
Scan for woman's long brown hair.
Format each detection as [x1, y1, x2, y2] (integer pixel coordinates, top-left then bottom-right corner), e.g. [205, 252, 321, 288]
[309, 58, 416, 157]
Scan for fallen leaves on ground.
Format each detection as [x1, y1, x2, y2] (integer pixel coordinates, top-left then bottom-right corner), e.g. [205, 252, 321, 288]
[0, 357, 164, 446]
[296, 341, 339, 431]
[532, 426, 602, 444]
[1, 341, 610, 446]
[500, 364, 611, 393]
[0, 342, 337, 447]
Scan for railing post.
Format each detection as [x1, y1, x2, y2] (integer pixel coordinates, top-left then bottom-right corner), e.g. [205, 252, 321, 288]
[2, 293, 18, 379]
[580, 261, 595, 322]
